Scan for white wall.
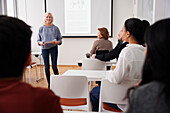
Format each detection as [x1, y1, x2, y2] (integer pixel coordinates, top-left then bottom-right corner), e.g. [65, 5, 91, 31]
[165, 0, 170, 18]
[17, 0, 134, 65]
[17, 0, 27, 22]
[149, 0, 170, 22]
[154, 0, 165, 22]
[113, 0, 134, 41]
[134, 0, 170, 24]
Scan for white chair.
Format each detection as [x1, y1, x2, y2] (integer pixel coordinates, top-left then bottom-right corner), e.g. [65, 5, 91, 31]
[26, 62, 38, 83]
[82, 59, 106, 70]
[50, 75, 90, 111]
[82, 58, 106, 88]
[99, 79, 139, 112]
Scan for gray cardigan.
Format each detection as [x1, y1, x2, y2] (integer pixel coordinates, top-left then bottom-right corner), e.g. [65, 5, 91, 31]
[125, 81, 169, 113]
[37, 25, 62, 49]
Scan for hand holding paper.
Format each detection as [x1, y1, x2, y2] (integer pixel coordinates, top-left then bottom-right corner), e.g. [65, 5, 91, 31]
[38, 41, 45, 46]
[44, 39, 59, 45]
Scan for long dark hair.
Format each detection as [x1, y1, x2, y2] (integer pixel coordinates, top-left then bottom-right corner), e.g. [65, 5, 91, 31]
[123, 18, 150, 104]
[127, 18, 170, 111]
[124, 18, 150, 45]
[141, 18, 170, 107]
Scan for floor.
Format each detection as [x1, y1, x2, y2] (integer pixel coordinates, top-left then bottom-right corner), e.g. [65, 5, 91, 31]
[23, 65, 115, 89]
[23, 65, 81, 88]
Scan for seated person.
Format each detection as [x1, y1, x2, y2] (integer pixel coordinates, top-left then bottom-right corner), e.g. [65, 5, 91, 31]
[94, 30, 128, 61]
[0, 16, 63, 113]
[90, 18, 150, 112]
[125, 18, 170, 113]
[90, 27, 113, 56]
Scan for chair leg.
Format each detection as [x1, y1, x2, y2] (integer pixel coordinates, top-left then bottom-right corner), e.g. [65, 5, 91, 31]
[35, 64, 39, 82]
[36, 64, 44, 82]
[40, 55, 44, 78]
[88, 81, 91, 90]
[23, 71, 26, 82]
[29, 66, 31, 84]
[98, 101, 102, 112]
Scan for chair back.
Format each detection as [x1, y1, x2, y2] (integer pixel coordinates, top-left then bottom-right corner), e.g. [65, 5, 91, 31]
[82, 59, 106, 70]
[50, 75, 90, 111]
[99, 79, 139, 112]
[96, 50, 109, 55]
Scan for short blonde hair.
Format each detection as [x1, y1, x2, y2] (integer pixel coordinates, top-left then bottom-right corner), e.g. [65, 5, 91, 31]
[44, 12, 53, 24]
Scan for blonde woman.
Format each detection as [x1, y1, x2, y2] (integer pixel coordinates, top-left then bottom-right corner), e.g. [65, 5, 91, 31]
[37, 12, 62, 88]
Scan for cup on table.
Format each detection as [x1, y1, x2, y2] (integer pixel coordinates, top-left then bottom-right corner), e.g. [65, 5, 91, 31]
[86, 53, 91, 58]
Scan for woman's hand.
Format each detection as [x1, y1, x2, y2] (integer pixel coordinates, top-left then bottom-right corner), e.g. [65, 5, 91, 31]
[92, 54, 96, 59]
[134, 80, 142, 87]
[56, 41, 60, 45]
[38, 41, 45, 46]
[51, 41, 60, 45]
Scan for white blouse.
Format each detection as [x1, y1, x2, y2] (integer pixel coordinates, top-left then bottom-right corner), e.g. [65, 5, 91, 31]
[105, 44, 145, 84]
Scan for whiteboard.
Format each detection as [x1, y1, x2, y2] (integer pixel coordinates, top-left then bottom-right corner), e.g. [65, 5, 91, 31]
[45, 0, 113, 38]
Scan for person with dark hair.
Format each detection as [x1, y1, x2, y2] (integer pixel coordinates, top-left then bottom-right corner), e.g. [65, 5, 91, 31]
[37, 12, 62, 88]
[125, 18, 170, 113]
[90, 27, 113, 56]
[105, 18, 150, 83]
[94, 30, 128, 61]
[0, 15, 63, 113]
[90, 18, 150, 112]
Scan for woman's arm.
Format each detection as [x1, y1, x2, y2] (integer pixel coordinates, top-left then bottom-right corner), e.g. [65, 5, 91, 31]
[90, 41, 98, 56]
[56, 27, 62, 45]
[37, 27, 45, 46]
[95, 41, 128, 61]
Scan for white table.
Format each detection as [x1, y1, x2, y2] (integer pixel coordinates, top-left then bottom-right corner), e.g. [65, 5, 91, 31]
[62, 70, 107, 81]
[77, 58, 116, 68]
[31, 52, 44, 82]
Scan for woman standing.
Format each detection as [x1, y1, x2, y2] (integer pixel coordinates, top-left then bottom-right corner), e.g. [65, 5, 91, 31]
[37, 12, 62, 88]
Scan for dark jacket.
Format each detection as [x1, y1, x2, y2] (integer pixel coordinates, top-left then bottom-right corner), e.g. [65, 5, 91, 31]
[95, 40, 128, 61]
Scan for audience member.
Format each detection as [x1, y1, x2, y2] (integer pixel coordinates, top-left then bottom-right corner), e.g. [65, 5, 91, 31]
[90, 18, 150, 111]
[94, 30, 128, 61]
[0, 15, 63, 113]
[125, 18, 170, 113]
[90, 27, 113, 56]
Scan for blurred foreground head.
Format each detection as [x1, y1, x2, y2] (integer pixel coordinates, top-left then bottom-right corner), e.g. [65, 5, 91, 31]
[0, 15, 32, 79]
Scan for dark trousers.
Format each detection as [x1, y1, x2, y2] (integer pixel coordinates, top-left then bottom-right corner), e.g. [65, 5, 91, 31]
[90, 86, 100, 112]
[42, 46, 59, 88]
[90, 86, 121, 112]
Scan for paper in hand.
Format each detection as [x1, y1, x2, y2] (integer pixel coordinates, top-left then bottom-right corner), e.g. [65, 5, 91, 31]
[44, 39, 57, 45]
